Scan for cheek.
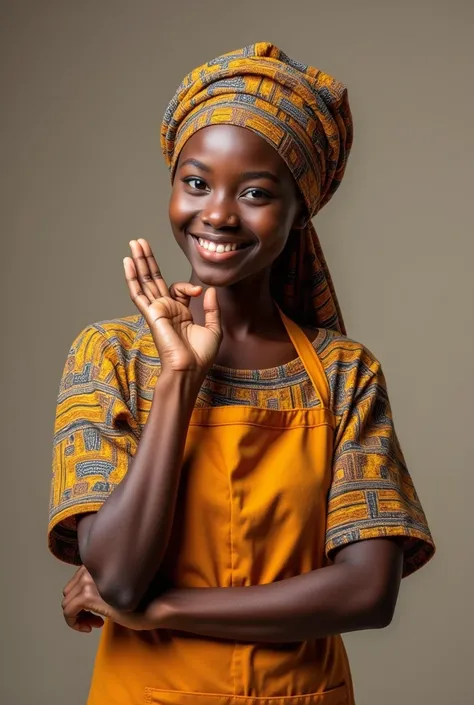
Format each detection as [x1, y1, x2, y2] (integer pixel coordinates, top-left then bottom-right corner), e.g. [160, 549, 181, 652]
[168, 188, 196, 232]
[248, 204, 295, 249]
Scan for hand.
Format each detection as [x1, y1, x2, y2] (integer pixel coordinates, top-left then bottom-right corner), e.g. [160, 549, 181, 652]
[61, 566, 162, 632]
[123, 239, 222, 377]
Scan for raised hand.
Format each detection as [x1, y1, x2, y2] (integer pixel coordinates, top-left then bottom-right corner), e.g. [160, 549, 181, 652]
[123, 239, 222, 378]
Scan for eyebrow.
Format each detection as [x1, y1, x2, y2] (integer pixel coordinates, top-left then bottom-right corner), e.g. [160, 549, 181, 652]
[179, 158, 211, 172]
[178, 159, 280, 184]
[240, 171, 280, 184]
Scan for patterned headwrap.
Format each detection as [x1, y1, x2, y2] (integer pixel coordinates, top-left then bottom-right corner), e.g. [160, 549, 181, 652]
[161, 42, 353, 333]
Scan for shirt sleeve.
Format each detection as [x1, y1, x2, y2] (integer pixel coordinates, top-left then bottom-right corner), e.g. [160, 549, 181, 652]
[48, 324, 140, 565]
[325, 359, 435, 578]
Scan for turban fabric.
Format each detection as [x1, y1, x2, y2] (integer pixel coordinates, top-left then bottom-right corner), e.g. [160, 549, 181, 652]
[161, 42, 353, 333]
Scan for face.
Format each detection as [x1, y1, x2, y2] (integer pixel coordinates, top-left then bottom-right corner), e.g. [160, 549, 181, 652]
[169, 125, 305, 288]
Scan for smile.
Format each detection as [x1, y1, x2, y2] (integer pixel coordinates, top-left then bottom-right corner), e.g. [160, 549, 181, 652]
[191, 235, 251, 262]
[198, 237, 241, 252]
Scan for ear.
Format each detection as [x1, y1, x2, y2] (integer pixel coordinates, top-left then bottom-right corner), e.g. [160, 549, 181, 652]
[292, 201, 309, 230]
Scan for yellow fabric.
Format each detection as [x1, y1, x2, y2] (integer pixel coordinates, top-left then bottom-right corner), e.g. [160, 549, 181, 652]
[161, 42, 353, 332]
[86, 311, 357, 704]
[48, 313, 434, 703]
[48, 317, 434, 576]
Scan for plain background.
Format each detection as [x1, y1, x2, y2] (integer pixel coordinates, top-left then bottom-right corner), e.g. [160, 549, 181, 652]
[1, 1, 473, 703]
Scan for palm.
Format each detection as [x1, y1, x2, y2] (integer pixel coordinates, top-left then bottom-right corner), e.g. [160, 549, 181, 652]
[149, 297, 220, 371]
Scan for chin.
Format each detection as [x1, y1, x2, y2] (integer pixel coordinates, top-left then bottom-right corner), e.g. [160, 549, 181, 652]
[191, 263, 247, 288]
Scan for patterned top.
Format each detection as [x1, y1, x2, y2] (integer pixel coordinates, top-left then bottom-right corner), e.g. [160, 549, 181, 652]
[48, 315, 435, 577]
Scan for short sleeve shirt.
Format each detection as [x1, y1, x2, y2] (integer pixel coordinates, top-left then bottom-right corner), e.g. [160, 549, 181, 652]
[48, 315, 434, 576]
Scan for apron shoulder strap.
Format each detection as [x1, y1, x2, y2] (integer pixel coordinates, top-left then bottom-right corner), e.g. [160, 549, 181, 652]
[277, 307, 330, 409]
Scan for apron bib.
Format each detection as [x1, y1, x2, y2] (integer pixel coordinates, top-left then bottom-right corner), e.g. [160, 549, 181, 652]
[87, 311, 354, 705]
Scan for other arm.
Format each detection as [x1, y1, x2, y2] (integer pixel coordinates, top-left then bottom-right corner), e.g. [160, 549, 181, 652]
[63, 538, 403, 640]
[153, 538, 403, 641]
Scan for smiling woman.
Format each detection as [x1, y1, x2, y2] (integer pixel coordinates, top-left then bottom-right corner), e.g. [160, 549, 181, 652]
[48, 42, 434, 705]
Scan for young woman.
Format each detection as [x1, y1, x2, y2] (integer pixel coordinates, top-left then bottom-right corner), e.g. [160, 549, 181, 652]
[50, 43, 434, 705]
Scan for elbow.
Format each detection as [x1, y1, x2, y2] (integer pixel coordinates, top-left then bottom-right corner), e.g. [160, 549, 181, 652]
[82, 560, 143, 612]
[96, 581, 141, 612]
[364, 589, 398, 629]
[370, 601, 395, 629]
[78, 523, 145, 612]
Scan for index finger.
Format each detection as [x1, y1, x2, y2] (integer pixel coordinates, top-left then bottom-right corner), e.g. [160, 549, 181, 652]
[136, 238, 170, 298]
[62, 565, 86, 597]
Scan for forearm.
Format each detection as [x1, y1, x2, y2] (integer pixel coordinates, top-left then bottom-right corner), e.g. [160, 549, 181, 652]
[152, 541, 403, 642]
[79, 371, 201, 611]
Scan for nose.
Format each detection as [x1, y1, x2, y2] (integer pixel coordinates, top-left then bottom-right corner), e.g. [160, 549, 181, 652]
[201, 196, 240, 229]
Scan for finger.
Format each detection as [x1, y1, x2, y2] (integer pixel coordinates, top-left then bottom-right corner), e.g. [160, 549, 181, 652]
[62, 564, 95, 611]
[62, 565, 87, 597]
[123, 257, 153, 316]
[202, 287, 222, 338]
[63, 594, 88, 631]
[129, 240, 161, 301]
[78, 611, 104, 629]
[131, 239, 170, 300]
[136, 239, 170, 299]
[62, 578, 106, 631]
[65, 606, 103, 633]
[64, 586, 108, 625]
[128, 240, 156, 303]
[62, 578, 85, 611]
[169, 282, 202, 307]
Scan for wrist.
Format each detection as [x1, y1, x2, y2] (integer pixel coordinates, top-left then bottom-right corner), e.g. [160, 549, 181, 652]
[155, 369, 205, 398]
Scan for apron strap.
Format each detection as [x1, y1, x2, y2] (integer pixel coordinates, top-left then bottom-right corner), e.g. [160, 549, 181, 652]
[277, 306, 331, 409]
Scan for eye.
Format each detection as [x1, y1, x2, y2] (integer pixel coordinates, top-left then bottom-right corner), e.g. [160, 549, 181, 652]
[183, 177, 209, 192]
[242, 188, 272, 201]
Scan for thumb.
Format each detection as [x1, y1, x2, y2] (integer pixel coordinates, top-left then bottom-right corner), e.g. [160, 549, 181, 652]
[202, 287, 222, 338]
[169, 282, 202, 307]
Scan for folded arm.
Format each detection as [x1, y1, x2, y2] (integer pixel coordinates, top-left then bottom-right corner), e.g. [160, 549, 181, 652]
[150, 538, 404, 642]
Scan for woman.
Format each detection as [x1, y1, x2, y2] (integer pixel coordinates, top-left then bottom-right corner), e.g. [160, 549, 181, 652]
[50, 43, 434, 705]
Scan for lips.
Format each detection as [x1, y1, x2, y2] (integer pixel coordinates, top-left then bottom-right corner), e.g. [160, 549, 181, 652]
[190, 233, 252, 262]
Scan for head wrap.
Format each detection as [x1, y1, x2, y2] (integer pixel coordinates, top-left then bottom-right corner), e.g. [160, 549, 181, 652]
[161, 42, 353, 333]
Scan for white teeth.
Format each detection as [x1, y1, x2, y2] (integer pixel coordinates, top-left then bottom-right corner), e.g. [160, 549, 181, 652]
[197, 237, 243, 253]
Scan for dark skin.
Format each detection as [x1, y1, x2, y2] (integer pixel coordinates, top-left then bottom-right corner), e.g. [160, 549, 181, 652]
[62, 125, 404, 640]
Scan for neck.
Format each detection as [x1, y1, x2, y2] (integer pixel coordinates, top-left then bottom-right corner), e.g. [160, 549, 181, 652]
[189, 268, 281, 339]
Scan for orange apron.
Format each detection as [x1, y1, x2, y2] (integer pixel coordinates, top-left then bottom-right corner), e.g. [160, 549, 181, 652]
[87, 311, 354, 705]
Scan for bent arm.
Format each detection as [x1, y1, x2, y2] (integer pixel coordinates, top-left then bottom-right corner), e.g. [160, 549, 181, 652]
[153, 539, 403, 642]
[78, 371, 200, 612]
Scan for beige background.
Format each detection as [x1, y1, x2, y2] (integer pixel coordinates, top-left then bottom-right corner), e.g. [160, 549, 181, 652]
[1, 1, 473, 703]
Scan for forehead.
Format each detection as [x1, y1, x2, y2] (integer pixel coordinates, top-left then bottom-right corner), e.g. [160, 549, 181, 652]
[177, 124, 291, 176]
